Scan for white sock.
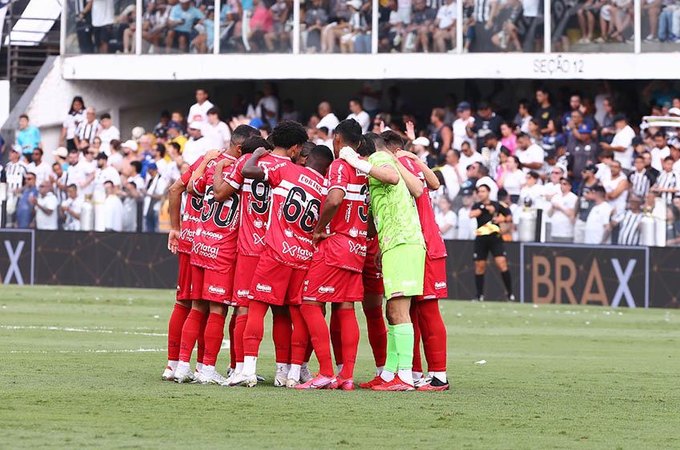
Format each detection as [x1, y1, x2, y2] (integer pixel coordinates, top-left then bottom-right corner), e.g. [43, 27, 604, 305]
[398, 369, 414, 386]
[167, 360, 179, 370]
[234, 362, 244, 374]
[243, 356, 257, 376]
[412, 371, 423, 381]
[177, 361, 190, 371]
[276, 363, 290, 374]
[336, 364, 344, 375]
[195, 362, 204, 372]
[375, 366, 384, 376]
[380, 370, 395, 382]
[288, 364, 301, 381]
[432, 371, 447, 383]
[201, 365, 215, 377]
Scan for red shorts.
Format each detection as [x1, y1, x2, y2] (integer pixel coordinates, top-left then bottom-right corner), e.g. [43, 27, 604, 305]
[176, 252, 193, 301]
[202, 267, 236, 305]
[249, 247, 307, 306]
[414, 256, 448, 301]
[363, 239, 384, 296]
[303, 254, 363, 303]
[232, 254, 260, 307]
[190, 265, 204, 300]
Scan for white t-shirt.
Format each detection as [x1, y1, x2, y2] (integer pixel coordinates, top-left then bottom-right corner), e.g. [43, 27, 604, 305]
[611, 125, 635, 170]
[458, 151, 483, 180]
[347, 111, 371, 134]
[27, 161, 54, 186]
[258, 96, 279, 124]
[501, 169, 524, 196]
[457, 206, 476, 240]
[476, 176, 498, 201]
[36, 192, 59, 230]
[62, 196, 84, 231]
[522, 0, 540, 17]
[74, 160, 97, 196]
[436, 2, 457, 28]
[595, 162, 612, 185]
[91, 0, 115, 27]
[98, 126, 120, 155]
[436, 209, 457, 239]
[182, 137, 211, 165]
[603, 173, 628, 216]
[549, 191, 578, 238]
[452, 117, 474, 151]
[584, 201, 613, 244]
[93, 166, 121, 200]
[143, 173, 169, 215]
[542, 181, 561, 201]
[519, 183, 545, 208]
[440, 164, 463, 200]
[104, 194, 124, 231]
[188, 100, 215, 123]
[650, 146, 670, 172]
[516, 144, 544, 173]
[207, 121, 232, 147]
[317, 113, 340, 133]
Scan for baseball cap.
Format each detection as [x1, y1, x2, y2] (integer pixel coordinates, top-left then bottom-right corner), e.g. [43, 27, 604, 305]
[10, 145, 19, 153]
[179, 0, 190, 3]
[53, 147, 68, 158]
[412, 137, 430, 147]
[188, 121, 203, 131]
[669, 137, 680, 149]
[583, 163, 598, 174]
[249, 117, 264, 129]
[461, 186, 474, 196]
[122, 139, 138, 151]
[148, 162, 158, 171]
[346, 0, 362, 9]
[167, 120, 183, 130]
[613, 113, 627, 123]
[456, 101, 471, 112]
[669, 107, 680, 116]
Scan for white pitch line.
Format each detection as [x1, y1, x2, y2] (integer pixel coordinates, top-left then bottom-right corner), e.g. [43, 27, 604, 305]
[6, 348, 167, 354]
[0, 325, 166, 337]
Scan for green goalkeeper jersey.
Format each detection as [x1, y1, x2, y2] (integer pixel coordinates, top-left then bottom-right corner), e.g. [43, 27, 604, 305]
[368, 151, 425, 253]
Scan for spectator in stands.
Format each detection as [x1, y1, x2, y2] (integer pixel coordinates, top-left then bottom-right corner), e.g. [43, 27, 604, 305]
[75, 107, 100, 149]
[167, 122, 187, 152]
[60, 184, 84, 231]
[97, 113, 120, 155]
[3, 147, 26, 227]
[473, 102, 503, 149]
[61, 96, 86, 151]
[16, 114, 41, 162]
[490, 0, 522, 52]
[436, 195, 457, 239]
[77, 147, 98, 198]
[658, 2, 680, 43]
[53, 147, 69, 171]
[629, 154, 657, 199]
[205, 106, 231, 148]
[27, 148, 54, 187]
[166, 0, 204, 53]
[514, 99, 532, 134]
[91, 0, 115, 53]
[182, 122, 211, 165]
[481, 132, 505, 176]
[247, 0, 274, 52]
[577, 0, 602, 44]
[604, 160, 629, 217]
[103, 180, 124, 232]
[440, 149, 464, 201]
[347, 97, 370, 133]
[515, 132, 544, 172]
[258, 82, 280, 128]
[188, 88, 214, 123]
[303, 0, 329, 53]
[401, 0, 436, 52]
[122, 160, 144, 232]
[497, 154, 523, 203]
[565, 110, 597, 189]
[457, 188, 476, 239]
[143, 163, 168, 232]
[459, 141, 484, 180]
[33, 180, 59, 231]
[137, 0, 170, 53]
[519, 170, 543, 207]
[263, 0, 291, 53]
[601, 114, 635, 170]
[548, 177, 578, 242]
[652, 156, 679, 205]
[316, 101, 340, 133]
[16, 172, 37, 229]
[585, 185, 613, 244]
[411, 137, 437, 167]
[598, 0, 633, 43]
[650, 132, 670, 172]
[574, 164, 599, 243]
[534, 87, 558, 139]
[499, 122, 517, 154]
[431, 107, 454, 161]
[611, 195, 642, 246]
[433, 0, 457, 53]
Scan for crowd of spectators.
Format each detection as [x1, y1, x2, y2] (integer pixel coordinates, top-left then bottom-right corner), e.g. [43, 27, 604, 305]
[4, 81, 680, 246]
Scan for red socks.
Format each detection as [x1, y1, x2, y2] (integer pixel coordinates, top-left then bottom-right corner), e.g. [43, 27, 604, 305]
[243, 300, 268, 358]
[410, 302, 423, 373]
[335, 308, 359, 380]
[168, 303, 191, 361]
[362, 305, 387, 368]
[300, 303, 334, 377]
[330, 309, 343, 366]
[418, 300, 447, 372]
[233, 314, 248, 364]
[272, 309, 292, 364]
[203, 312, 226, 367]
[196, 311, 208, 365]
[179, 308, 205, 363]
[228, 313, 237, 369]
[289, 305, 310, 365]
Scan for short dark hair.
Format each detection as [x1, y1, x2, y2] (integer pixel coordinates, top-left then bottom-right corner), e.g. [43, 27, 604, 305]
[477, 163, 489, 177]
[130, 160, 142, 174]
[654, 131, 666, 139]
[365, 132, 386, 152]
[335, 119, 363, 147]
[32, 148, 44, 156]
[309, 145, 334, 166]
[270, 120, 308, 149]
[169, 142, 181, 153]
[381, 130, 405, 149]
[232, 124, 259, 145]
[358, 134, 376, 157]
[592, 185, 606, 195]
[527, 170, 540, 180]
[67, 184, 78, 190]
[664, 156, 674, 163]
[19, 113, 28, 120]
[349, 97, 362, 106]
[207, 106, 220, 116]
[242, 136, 272, 155]
[517, 132, 530, 140]
[100, 113, 111, 120]
[155, 144, 166, 159]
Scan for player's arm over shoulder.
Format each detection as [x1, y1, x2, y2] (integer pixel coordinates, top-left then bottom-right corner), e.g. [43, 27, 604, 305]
[368, 152, 399, 185]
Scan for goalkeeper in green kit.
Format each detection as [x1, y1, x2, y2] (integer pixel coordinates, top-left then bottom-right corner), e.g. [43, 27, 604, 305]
[339, 134, 426, 391]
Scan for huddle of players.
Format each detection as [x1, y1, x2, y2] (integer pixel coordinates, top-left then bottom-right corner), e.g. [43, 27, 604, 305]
[163, 118, 449, 391]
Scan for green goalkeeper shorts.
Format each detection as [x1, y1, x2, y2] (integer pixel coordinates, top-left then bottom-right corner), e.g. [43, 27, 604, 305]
[381, 244, 426, 299]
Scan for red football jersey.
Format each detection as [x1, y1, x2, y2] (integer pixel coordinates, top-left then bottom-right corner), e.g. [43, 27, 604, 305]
[398, 155, 447, 259]
[264, 156, 327, 269]
[322, 159, 369, 272]
[227, 154, 272, 257]
[178, 156, 206, 254]
[191, 154, 240, 271]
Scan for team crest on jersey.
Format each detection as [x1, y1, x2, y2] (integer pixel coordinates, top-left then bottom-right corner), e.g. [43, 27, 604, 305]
[349, 227, 359, 238]
[284, 229, 294, 238]
[254, 219, 263, 229]
[256, 283, 272, 293]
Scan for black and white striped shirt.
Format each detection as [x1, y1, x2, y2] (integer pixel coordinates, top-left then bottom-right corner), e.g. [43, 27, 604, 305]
[4, 161, 27, 193]
[617, 210, 642, 246]
[75, 119, 100, 145]
[655, 170, 678, 205]
[628, 169, 654, 198]
[474, 0, 493, 22]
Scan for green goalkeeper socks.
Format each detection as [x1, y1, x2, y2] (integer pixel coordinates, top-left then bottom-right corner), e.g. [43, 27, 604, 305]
[384, 324, 398, 374]
[393, 323, 414, 371]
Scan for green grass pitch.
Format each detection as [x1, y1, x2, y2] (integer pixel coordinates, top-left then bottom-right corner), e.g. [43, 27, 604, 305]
[1, 285, 678, 449]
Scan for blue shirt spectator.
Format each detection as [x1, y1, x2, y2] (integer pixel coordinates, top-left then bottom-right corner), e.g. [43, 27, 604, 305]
[16, 173, 38, 229]
[170, 2, 204, 34]
[16, 114, 41, 158]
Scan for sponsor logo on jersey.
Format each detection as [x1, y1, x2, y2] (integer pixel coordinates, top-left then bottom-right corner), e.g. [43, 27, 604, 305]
[237, 289, 249, 297]
[318, 286, 335, 294]
[435, 281, 447, 290]
[298, 174, 323, 192]
[252, 233, 265, 245]
[348, 241, 367, 256]
[208, 285, 226, 295]
[195, 228, 202, 236]
[192, 242, 219, 259]
[180, 228, 196, 241]
[256, 283, 272, 293]
[282, 242, 314, 260]
[349, 227, 359, 238]
[201, 230, 224, 240]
